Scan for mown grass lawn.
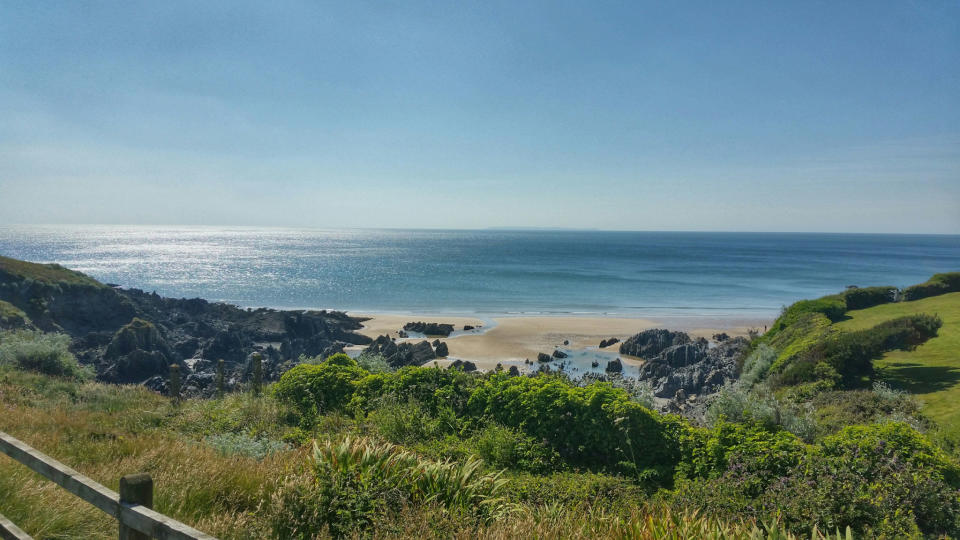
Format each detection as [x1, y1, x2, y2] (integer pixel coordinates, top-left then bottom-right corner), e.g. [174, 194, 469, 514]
[835, 292, 960, 435]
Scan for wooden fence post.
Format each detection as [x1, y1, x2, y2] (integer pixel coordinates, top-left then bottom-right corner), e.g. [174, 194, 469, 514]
[251, 353, 262, 397]
[216, 359, 225, 398]
[169, 364, 181, 404]
[118, 473, 152, 540]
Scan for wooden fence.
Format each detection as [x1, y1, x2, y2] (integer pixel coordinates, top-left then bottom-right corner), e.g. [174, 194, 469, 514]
[0, 431, 216, 540]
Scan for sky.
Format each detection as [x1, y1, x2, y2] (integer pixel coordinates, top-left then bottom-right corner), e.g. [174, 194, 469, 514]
[1, 1, 958, 233]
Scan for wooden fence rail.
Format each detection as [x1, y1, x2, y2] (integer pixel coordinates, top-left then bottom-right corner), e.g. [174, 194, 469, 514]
[0, 431, 216, 540]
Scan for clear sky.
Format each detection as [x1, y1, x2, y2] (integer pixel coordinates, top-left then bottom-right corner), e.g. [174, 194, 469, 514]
[1, 1, 958, 233]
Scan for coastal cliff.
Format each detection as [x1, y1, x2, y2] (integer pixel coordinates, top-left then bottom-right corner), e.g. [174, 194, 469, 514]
[0, 255, 371, 394]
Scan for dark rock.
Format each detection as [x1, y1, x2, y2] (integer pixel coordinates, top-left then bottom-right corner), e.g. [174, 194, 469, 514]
[591, 360, 599, 368]
[448, 359, 477, 372]
[599, 337, 620, 348]
[507, 365, 520, 376]
[363, 335, 437, 368]
[537, 352, 552, 363]
[435, 342, 449, 357]
[398, 330, 408, 338]
[463, 325, 475, 331]
[563, 339, 569, 345]
[619, 329, 690, 358]
[403, 321, 455, 336]
[712, 332, 730, 342]
[552, 349, 568, 359]
[605, 358, 623, 373]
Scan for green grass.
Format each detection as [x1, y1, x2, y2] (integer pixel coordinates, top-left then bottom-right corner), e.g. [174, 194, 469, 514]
[0, 300, 30, 327]
[0, 255, 106, 288]
[834, 292, 960, 433]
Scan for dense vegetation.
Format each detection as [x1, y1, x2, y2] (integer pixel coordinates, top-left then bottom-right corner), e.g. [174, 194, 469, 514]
[1, 271, 959, 538]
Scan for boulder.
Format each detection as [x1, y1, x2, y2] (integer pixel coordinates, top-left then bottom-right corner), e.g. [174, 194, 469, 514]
[537, 352, 552, 363]
[605, 358, 623, 373]
[507, 365, 520, 376]
[619, 329, 690, 358]
[463, 325, 475, 331]
[403, 321, 455, 336]
[552, 349, 568, 359]
[435, 342, 449, 357]
[599, 337, 620, 348]
[448, 359, 477, 372]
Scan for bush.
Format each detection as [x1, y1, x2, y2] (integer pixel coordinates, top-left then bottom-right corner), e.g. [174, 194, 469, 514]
[365, 399, 457, 444]
[811, 384, 927, 437]
[778, 314, 942, 388]
[267, 437, 509, 538]
[738, 344, 776, 386]
[204, 431, 289, 460]
[0, 330, 91, 380]
[903, 272, 960, 301]
[272, 353, 367, 418]
[771, 296, 847, 335]
[671, 422, 960, 537]
[468, 423, 563, 474]
[841, 286, 898, 310]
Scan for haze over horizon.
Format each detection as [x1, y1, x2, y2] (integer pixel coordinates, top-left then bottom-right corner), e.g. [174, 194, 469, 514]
[1, 2, 958, 234]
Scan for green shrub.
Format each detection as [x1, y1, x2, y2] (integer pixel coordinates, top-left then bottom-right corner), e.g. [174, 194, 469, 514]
[841, 286, 898, 310]
[204, 431, 289, 460]
[272, 353, 367, 418]
[365, 399, 457, 444]
[770, 296, 847, 336]
[354, 352, 392, 373]
[811, 384, 927, 437]
[738, 344, 776, 386]
[705, 386, 815, 440]
[903, 272, 960, 301]
[468, 423, 563, 474]
[267, 437, 509, 538]
[778, 314, 942, 388]
[0, 330, 91, 380]
[351, 365, 479, 415]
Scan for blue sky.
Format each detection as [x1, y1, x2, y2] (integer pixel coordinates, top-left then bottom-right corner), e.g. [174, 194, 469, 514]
[1, 1, 958, 233]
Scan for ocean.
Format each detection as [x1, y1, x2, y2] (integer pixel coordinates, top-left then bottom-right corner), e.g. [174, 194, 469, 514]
[1, 226, 958, 319]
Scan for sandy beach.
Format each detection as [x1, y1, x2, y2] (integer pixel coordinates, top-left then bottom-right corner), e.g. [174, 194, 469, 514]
[349, 313, 772, 370]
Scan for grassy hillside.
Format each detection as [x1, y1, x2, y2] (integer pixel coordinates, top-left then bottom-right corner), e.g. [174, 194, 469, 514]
[835, 292, 960, 434]
[0, 255, 106, 288]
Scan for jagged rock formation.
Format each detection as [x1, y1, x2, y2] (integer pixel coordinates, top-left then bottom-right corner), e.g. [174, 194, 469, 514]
[623, 329, 749, 407]
[448, 359, 477, 372]
[552, 349, 568, 359]
[619, 329, 690, 357]
[605, 358, 623, 373]
[0, 256, 372, 394]
[599, 337, 619, 348]
[403, 321, 455, 336]
[363, 335, 438, 368]
[537, 352, 552, 362]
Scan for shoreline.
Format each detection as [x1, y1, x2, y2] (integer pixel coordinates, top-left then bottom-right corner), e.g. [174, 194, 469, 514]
[348, 312, 773, 370]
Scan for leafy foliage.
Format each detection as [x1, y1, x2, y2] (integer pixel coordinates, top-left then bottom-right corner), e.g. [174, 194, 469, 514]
[0, 330, 91, 380]
[903, 272, 960, 301]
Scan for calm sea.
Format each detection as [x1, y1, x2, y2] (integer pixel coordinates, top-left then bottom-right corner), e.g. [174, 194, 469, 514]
[1, 226, 958, 318]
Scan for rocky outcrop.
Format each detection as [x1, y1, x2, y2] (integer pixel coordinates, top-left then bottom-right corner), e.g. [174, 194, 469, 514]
[363, 335, 438, 368]
[435, 342, 449, 357]
[403, 321, 455, 336]
[599, 337, 619, 348]
[100, 318, 179, 383]
[552, 349, 568, 359]
[605, 358, 623, 373]
[619, 329, 689, 357]
[448, 359, 477, 372]
[537, 352, 552, 363]
[0, 256, 373, 395]
[635, 332, 749, 405]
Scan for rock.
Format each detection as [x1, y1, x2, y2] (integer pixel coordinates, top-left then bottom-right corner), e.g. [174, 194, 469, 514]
[101, 318, 179, 383]
[712, 332, 730, 342]
[463, 325, 475, 331]
[552, 349, 568, 359]
[591, 360, 599, 368]
[363, 335, 437, 368]
[448, 359, 477, 372]
[537, 352, 552, 363]
[563, 339, 569, 345]
[435, 342, 449, 357]
[403, 321, 455, 336]
[599, 337, 620, 348]
[507, 365, 520, 376]
[605, 358, 623, 373]
[619, 329, 690, 358]
[398, 330, 408, 338]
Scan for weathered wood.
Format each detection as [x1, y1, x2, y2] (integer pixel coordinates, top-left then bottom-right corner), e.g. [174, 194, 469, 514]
[0, 431, 216, 540]
[119, 474, 153, 540]
[0, 512, 33, 540]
